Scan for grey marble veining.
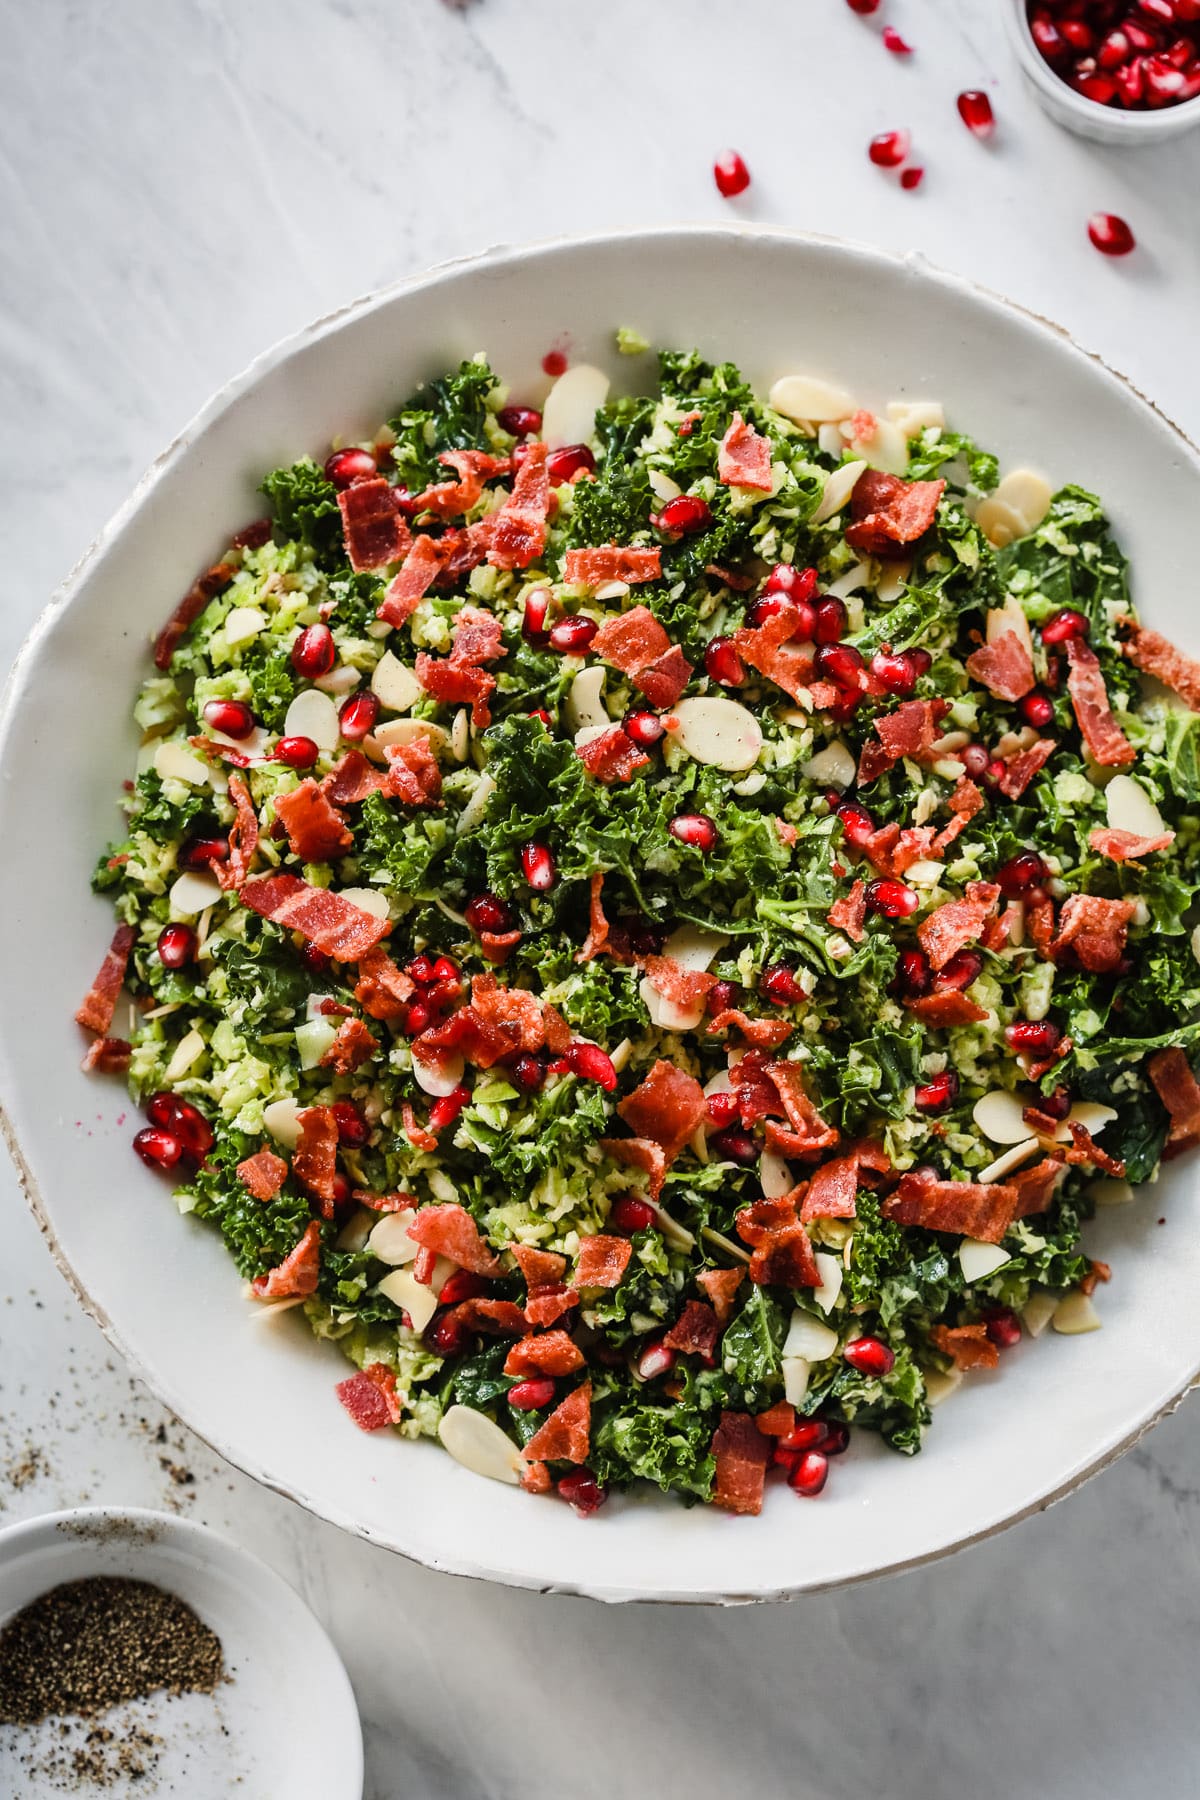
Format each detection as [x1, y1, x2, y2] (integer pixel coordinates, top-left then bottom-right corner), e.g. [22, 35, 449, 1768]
[3, 3, 1200, 1796]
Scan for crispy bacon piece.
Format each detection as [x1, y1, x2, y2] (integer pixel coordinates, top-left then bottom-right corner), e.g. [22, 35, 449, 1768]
[446, 1297, 529, 1337]
[252, 1219, 322, 1299]
[573, 1234, 633, 1289]
[600, 1135, 667, 1198]
[578, 872, 635, 965]
[450, 605, 506, 668]
[353, 1188, 418, 1214]
[291, 1105, 339, 1208]
[320, 1016, 379, 1074]
[479, 927, 521, 966]
[522, 1381, 591, 1464]
[828, 878, 867, 944]
[407, 1203, 502, 1276]
[890, 827, 939, 876]
[377, 535, 450, 626]
[1088, 827, 1175, 862]
[1064, 1119, 1126, 1177]
[717, 412, 773, 491]
[996, 737, 1056, 800]
[75, 922, 136, 1034]
[697, 1265, 745, 1326]
[735, 1195, 820, 1287]
[520, 1460, 553, 1494]
[705, 1009, 793, 1050]
[274, 779, 352, 863]
[617, 1059, 706, 1163]
[859, 823, 901, 874]
[917, 881, 1001, 971]
[511, 1243, 568, 1286]
[1148, 1047, 1200, 1152]
[711, 1411, 771, 1516]
[322, 750, 388, 806]
[237, 1148, 289, 1201]
[575, 725, 651, 784]
[1050, 893, 1136, 974]
[81, 1036, 132, 1073]
[642, 955, 717, 1013]
[413, 1006, 506, 1071]
[858, 697, 952, 786]
[154, 561, 236, 669]
[1010, 1156, 1064, 1216]
[414, 654, 495, 728]
[799, 1152, 863, 1222]
[525, 1284, 580, 1329]
[1065, 638, 1135, 768]
[882, 1168, 1020, 1245]
[217, 772, 260, 890]
[563, 545, 662, 587]
[663, 1300, 719, 1361]
[503, 1330, 585, 1378]
[488, 442, 551, 571]
[731, 602, 815, 703]
[188, 735, 252, 769]
[410, 450, 512, 521]
[336, 1363, 402, 1431]
[353, 946, 415, 1021]
[592, 605, 670, 674]
[965, 629, 1035, 702]
[933, 777, 986, 852]
[764, 1061, 839, 1157]
[905, 991, 990, 1027]
[844, 470, 946, 559]
[402, 1102, 438, 1153]
[755, 1401, 796, 1438]
[635, 645, 693, 709]
[232, 517, 272, 550]
[929, 1323, 998, 1371]
[434, 518, 496, 587]
[240, 874, 391, 960]
[384, 737, 443, 807]
[339, 477, 411, 571]
[1123, 624, 1200, 710]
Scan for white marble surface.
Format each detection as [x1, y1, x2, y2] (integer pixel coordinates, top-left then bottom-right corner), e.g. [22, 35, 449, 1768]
[3, 2, 1200, 1795]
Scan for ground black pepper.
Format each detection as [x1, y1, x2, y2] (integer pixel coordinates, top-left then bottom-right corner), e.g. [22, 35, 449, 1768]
[0, 1577, 224, 1724]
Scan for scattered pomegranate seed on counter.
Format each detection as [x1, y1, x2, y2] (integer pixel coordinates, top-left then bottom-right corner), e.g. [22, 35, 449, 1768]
[843, 1336, 896, 1377]
[869, 127, 912, 167]
[541, 349, 568, 377]
[1088, 211, 1137, 256]
[957, 89, 996, 136]
[323, 446, 376, 488]
[985, 1307, 1024, 1349]
[846, 0, 882, 13]
[557, 1469, 608, 1515]
[883, 25, 913, 53]
[713, 148, 751, 197]
[900, 165, 925, 189]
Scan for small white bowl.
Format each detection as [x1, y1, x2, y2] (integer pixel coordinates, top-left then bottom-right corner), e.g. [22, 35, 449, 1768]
[1004, 0, 1200, 143]
[0, 1508, 363, 1798]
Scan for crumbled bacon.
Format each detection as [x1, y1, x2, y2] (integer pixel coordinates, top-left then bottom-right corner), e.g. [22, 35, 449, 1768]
[75, 922, 136, 1034]
[562, 545, 662, 587]
[240, 874, 392, 960]
[697, 1265, 745, 1325]
[1050, 894, 1136, 974]
[731, 602, 815, 703]
[764, 1061, 839, 1157]
[320, 1016, 379, 1074]
[410, 450, 512, 521]
[488, 442, 551, 571]
[339, 477, 412, 571]
[917, 882, 1000, 971]
[635, 644, 693, 709]
[735, 1194, 820, 1287]
[705, 1010, 793, 1049]
[1064, 1119, 1126, 1177]
[929, 1323, 998, 1371]
[573, 1234, 633, 1289]
[593, 605, 670, 674]
[1148, 1047, 1200, 1153]
[237, 1148, 289, 1201]
[336, 1363, 403, 1431]
[717, 412, 773, 491]
[1088, 827, 1175, 862]
[599, 1135, 667, 1198]
[291, 1106, 340, 1208]
[445, 1297, 533, 1337]
[353, 947, 415, 1021]
[663, 1300, 719, 1360]
[511, 1243, 568, 1286]
[616, 1059, 707, 1163]
[216, 772, 260, 891]
[575, 725, 651, 784]
[384, 737, 443, 806]
[407, 1203, 502, 1276]
[905, 991, 989, 1027]
[522, 1381, 591, 1464]
[711, 1411, 771, 1515]
[996, 737, 1056, 800]
[933, 777, 986, 852]
[377, 535, 451, 627]
[577, 872, 636, 964]
[81, 1036, 132, 1073]
[844, 469, 945, 559]
[1122, 624, 1200, 711]
[322, 750, 389, 806]
[828, 878, 867, 943]
[1010, 1155, 1065, 1216]
[154, 561, 236, 670]
[252, 1219, 322, 1299]
[504, 1330, 585, 1378]
[965, 629, 1035, 701]
[525, 1284, 580, 1329]
[274, 779, 352, 863]
[402, 1102, 439, 1153]
[642, 955, 717, 1013]
[414, 655, 495, 727]
[1065, 637, 1135, 768]
[882, 1168, 1020, 1245]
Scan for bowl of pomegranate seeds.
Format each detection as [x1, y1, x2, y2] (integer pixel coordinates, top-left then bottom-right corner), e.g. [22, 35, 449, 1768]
[6, 228, 1200, 1601]
[1006, 0, 1200, 140]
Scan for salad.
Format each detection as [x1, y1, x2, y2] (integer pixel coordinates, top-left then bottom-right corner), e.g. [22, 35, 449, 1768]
[76, 340, 1200, 1517]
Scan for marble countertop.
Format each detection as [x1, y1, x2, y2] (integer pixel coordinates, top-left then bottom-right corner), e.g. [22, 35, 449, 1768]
[3, 2, 1200, 1795]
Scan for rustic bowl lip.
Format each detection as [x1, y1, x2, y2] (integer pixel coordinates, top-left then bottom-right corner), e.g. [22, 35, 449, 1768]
[3, 223, 1200, 1606]
[1002, 0, 1200, 140]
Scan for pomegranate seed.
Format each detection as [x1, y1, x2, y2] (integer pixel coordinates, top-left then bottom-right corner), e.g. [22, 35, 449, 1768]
[1167, 33, 1197, 63]
[1031, 12, 1070, 56]
[521, 841, 557, 891]
[339, 692, 379, 741]
[332, 1100, 368, 1147]
[713, 148, 751, 197]
[428, 1085, 470, 1132]
[704, 636, 746, 687]
[868, 128, 911, 167]
[960, 743, 990, 779]
[624, 709, 667, 747]
[746, 592, 787, 628]
[505, 1053, 542, 1094]
[1139, 0, 1176, 21]
[611, 1194, 657, 1234]
[882, 24, 914, 52]
[439, 1269, 489, 1308]
[301, 943, 330, 975]
[821, 1419, 851, 1455]
[430, 955, 459, 984]
[542, 348, 568, 378]
[657, 494, 713, 535]
[813, 598, 848, 646]
[427, 1311, 468, 1355]
[765, 563, 820, 602]
[985, 1306, 1023, 1348]
[202, 699, 255, 739]
[1074, 70, 1119, 99]
[706, 978, 740, 1016]
[1042, 608, 1090, 644]
[1019, 690, 1054, 728]
[1125, 19, 1160, 51]
[528, 707, 554, 728]
[843, 1336, 895, 1377]
[705, 1090, 740, 1129]
[997, 849, 1047, 895]
[1098, 27, 1132, 64]
[156, 923, 196, 970]
[900, 166, 925, 190]
[865, 877, 919, 920]
[133, 1126, 183, 1171]
[1062, 16, 1096, 50]
[508, 1377, 556, 1410]
[636, 1339, 677, 1381]
[291, 623, 336, 678]
[145, 1092, 213, 1159]
[957, 89, 996, 136]
[710, 1128, 758, 1165]
[1144, 49, 1190, 95]
[275, 735, 320, 770]
[893, 948, 933, 1000]
[761, 965, 803, 1005]
[1041, 1083, 1073, 1121]
[669, 813, 719, 851]
[391, 486, 419, 519]
[1006, 1019, 1062, 1056]
[324, 446, 376, 488]
[465, 892, 514, 935]
[837, 800, 876, 848]
[548, 615, 598, 654]
[814, 642, 866, 689]
[403, 1001, 433, 1036]
[329, 1170, 352, 1210]
[522, 589, 551, 646]
[408, 952, 437, 983]
[788, 1449, 830, 1496]
[779, 1420, 827, 1454]
[497, 405, 542, 437]
[178, 836, 228, 870]
[914, 1070, 960, 1115]
[870, 649, 918, 696]
[846, 0, 881, 11]
[1088, 212, 1136, 256]
[557, 1468, 608, 1515]
[937, 949, 984, 993]
[566, 1041, 618, 1091]
[546, 443, 596, 485]
[1115, 56, 1148, 102]
[984, 757, 1007, 787]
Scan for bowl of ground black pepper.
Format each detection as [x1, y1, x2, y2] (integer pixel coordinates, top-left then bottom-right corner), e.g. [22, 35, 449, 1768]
[0, 1507, 362, 1797]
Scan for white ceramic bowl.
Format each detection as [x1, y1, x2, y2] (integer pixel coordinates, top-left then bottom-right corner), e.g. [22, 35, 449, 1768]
[0, 1508, 362, 1796]
[2, 227, 1200, 1605]
[1003, 0, 1200, 143]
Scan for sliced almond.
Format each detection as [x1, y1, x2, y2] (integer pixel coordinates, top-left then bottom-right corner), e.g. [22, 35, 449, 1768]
[154, 740, 211, 788]
[817, 423, 845, 458]
[811, 460, 869, 526]
[1022, 1290, 1058, 1338]
[565, 664, 609, 734]
[783, 1309, 838, 1361]
[759, 1151, 794, 1199]
[263, 1097, 305, 1149]
[284, 686, 340, 751]
[847, 417, 908, 477]
[769, 374, 855, 424]
[812, 1251, 843, 1316]
[874, 561, 910, 605]
[412, 1048, 466, 1097]
[993, 468, 1053, 536]
[456, 772, 496, 836]
[438, 1404, 523, 1485]
[978, 1137, 1041, 1184]
[803, 740, 856, 787]
[661, 922, 728, 971]
[782, 1356, 811, 1407]
[169, 870, 224, 917]
[370, 651, 422, 713]
[886, 399, 946, 438]
[542, 363, 610, 449]
[1105, 773, 1167, 839]
[366, 1209, 419, 1266]
[973, 1089, 1033, 1146]
[337, 886, 390, 920]
[163, 1028, 205, 1083]
[1052, 1292, 1101, 1335]
[925, 1367, 963, 1407]
[975, 495, 1028, 550]
[378, 1268, 439, 1335]
[668, 696, 763, 772]
[314, 665, 361, 697]
[451, 708, 470, 763]
[986, 599, 1034, 659]
[640, 975, 704, 1033]
[336, 1207, 377, 1253]
[958, 1239, 1011, 1283]
[648, 469, 682, 503]
[224, 604, 268, 645]
[1062, 1101, 1118, 1142]
[1089, 1176, 1134, 1206]
[369, 717, 451, 760]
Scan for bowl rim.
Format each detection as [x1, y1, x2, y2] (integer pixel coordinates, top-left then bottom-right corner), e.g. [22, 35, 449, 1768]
[1002, 0, 1200, 135]
[4, 222, 1200, 1605]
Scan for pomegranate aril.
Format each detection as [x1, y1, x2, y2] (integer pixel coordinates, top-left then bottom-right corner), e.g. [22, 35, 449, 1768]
[1098, 26, 1132, 64]
[1167, 33, 1197, 62]
[430, 956, 460, 984]
[761, 964, 803, 1005]
[846, 0, 881, 10]
[657, 494, 712, 535]
[156, 923, 196, 970]
[764, 563, 820, 602]
[779, 1420, 827, 1454]
[705, 1091, 740, 1131]
[566, 1041, 618, 1091]
[528, 707, 554, 728]
[329, 1171, 352, 1210]
[1062, 16, 1096, 48]
[546, 443, 596, 485]
[439, 1270, 488, 1308]
[865, 877, 919, 920]
[426, 1311, 468, 1356]
[332, 1100, 368, 1146]
[870, 649, 918, 696]
[710, 1127, 759, 1165]
[997, 850, 1047, 895]
[428, 1085, 470, 1132]
[522, 590, 551, 646]
[1041, 607, 1090, 643]
[1031, 12, 1070, 56]
[713, 148, 751, 198]
[1088, 212, 1136, 256]
[497, 405, 542, 437]
[937, 949, 984, 993]
[869, 128, 911, 168]
[1115, 56, 1148, 101]
[465, 892, 514, 935]
[820, 1420, 850, 1456]
[813, 597, 848, 645]
[747, 592, 788, 628]
[521, 841, 557, 892]
[960, 743, 991, 779]
[548, 615, 598, 654]
[508, 1377, 556, 1411]
[339, 692, 379, 741]
[202, 699, 255, 739]
[985, 1306, 1023, 1349]
[1020, 690, 1054, 728]
[133, 1126, 183, 1171]
[1005, 1019, 1062, 1054]
[636, 1339, 677, 1382]
[914, 1070, 959, 1115]
[611, 1193, 657, 1234]
[1138, 0, 1177, 21]
[704, 636, 746, 687]
[275, 735, 320, 770]
[324, 446, 376, 488]
[145, 1092, 213, 1159]
[1041, 1083, 1073, 1121]
[301, 943, 330, 975]
[668, 813, 719, 851]
[814, 642, 866, 689]
[893, 948, 933, 1000]
[882, 24, 914, 52]
[178, 836, 229, 870]
[843, 1335, 895, 1377]
[407, 952, 437, 983]
[624, 709, 667, 747]
[1074, 71, 1118, 98]
[957, 89, 996, 136]
[291, 623, 336, 678]
[837, 800, 876, 848]
[557, 1468, 608, 1515]
[403, 1001, 433, 1036]
[788, 1449, 830, 1497]
[706, 978, 740, 1016]
[900, 166, 925, 191]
